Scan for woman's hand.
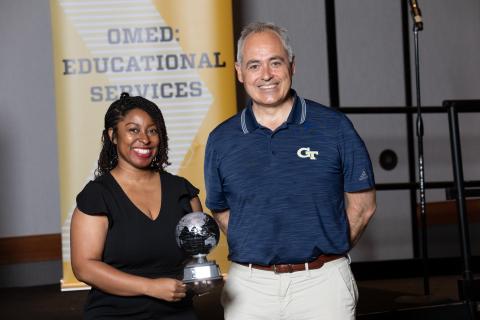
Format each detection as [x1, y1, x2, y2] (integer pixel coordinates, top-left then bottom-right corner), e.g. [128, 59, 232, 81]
[146, 278, 187, 302]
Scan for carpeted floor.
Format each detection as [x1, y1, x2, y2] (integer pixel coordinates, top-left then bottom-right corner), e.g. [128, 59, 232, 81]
[0, 276, 477, 320]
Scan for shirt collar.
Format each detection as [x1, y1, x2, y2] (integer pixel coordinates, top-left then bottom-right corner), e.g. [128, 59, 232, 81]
[240, 89, 307, 134]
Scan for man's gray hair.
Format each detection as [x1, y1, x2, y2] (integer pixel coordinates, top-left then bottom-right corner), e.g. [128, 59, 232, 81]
[236, 22, 294, 64]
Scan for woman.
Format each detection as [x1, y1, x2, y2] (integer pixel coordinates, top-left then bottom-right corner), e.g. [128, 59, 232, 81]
[70, 93, 201, 319]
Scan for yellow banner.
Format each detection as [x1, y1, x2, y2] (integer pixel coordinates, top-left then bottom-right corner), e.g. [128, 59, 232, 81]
[50, 0, 236, 290]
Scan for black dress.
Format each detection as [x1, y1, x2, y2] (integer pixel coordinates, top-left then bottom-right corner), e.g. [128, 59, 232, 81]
[76, 171, 199, 320]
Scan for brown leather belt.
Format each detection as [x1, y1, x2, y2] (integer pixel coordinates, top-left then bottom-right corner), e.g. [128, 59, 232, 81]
[238, 254, 344, 274]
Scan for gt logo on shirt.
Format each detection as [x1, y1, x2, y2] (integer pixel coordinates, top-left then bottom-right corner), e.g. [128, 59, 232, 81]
[297, 147, 319, 160]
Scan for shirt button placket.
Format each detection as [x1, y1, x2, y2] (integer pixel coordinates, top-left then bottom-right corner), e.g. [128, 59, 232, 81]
[269, 134, 276, 156]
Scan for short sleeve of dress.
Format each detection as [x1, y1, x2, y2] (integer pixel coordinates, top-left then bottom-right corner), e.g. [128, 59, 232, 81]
[178, 177, 200, 213]
[76, 181, 109, 217]
[182, 178, 200, 198]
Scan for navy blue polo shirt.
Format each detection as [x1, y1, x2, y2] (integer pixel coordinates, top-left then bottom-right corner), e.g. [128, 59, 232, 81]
[204, 90, 375, 265]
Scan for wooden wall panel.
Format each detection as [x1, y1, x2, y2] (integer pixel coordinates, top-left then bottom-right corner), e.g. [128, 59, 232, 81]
[0, 234, 61, 265]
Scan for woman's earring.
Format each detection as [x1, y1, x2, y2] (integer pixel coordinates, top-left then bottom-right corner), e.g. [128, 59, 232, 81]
[109, 147, 118, 168]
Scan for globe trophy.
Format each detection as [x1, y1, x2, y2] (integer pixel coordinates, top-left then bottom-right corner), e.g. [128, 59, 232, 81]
[175, 211, 222, 293]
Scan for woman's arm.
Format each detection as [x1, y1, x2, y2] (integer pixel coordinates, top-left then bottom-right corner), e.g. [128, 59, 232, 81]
[70, 208, 187, 302]
[190, 196, 203, 212]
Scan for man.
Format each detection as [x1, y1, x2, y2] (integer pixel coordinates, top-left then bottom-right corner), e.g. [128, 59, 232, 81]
[204, 22, 376, 320]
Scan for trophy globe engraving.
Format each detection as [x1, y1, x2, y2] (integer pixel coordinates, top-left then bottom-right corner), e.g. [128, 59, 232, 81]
[175, 211, 222, 288]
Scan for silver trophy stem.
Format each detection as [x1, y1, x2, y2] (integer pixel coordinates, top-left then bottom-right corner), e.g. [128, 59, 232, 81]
[192, 253, 208, 264]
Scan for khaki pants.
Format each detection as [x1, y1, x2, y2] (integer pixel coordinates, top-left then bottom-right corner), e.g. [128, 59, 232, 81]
[222, 257, 358, 320]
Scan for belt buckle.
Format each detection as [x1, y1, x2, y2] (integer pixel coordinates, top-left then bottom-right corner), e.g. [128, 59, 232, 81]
[273, 264, 294, 273]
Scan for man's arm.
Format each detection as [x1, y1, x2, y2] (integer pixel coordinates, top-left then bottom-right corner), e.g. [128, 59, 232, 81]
[345, 188, 376, 247]
[212, 209, 230, 235]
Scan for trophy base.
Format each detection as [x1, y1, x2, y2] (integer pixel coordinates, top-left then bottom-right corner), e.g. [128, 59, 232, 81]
[184, 277, 223, 296]
[182, 260, 222, 284]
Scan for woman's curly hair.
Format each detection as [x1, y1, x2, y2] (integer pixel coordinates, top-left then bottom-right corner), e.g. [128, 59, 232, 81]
[95, 92, 170, 177]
